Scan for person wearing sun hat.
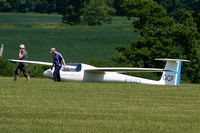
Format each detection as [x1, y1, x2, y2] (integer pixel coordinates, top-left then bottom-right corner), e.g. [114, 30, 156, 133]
[14, 44, 30, 81]
[50, 48, 66, 81]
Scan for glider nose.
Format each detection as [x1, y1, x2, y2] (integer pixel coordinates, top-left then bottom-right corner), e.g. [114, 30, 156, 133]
[43, 69, 53, 78]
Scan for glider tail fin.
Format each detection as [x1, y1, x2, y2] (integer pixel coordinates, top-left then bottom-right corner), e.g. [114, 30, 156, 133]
[156, 59, 190, 86]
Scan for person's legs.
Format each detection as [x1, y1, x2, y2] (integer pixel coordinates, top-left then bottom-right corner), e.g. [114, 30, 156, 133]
[22, 64, 30, 82]
[53, 66, 61, 81]
[26, 76, 30, 81]
[14, 66, 21, 81]
[14, 74, 18, 81]
[57, 68, 61, 81]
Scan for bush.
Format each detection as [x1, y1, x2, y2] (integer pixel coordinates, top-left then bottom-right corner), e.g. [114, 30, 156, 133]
[29, 64, 50, 78]
[0, 57, 15, 76]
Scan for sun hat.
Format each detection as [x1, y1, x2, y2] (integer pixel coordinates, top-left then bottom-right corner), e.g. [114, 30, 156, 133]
[19, 44, 25, 49]
[50, 48, 56, 53]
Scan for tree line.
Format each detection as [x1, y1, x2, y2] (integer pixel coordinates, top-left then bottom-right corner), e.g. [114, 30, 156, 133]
[0, 0, 118, 25]
[0, 0, 199, 26]
[1, 0, 199, 14]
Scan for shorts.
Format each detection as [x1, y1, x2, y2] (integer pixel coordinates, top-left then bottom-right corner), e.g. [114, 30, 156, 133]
[15, 63, 29, 77]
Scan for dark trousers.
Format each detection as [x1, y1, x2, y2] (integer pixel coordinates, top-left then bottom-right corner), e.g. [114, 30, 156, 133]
[15, 63, 29, 77]
[53, 66, 62, 81]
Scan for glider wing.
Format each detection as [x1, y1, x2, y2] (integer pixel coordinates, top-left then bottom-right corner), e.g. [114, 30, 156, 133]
[84, 67, 171, 73]
[8, 59, 77, 69]
[8, 59, 52, 66]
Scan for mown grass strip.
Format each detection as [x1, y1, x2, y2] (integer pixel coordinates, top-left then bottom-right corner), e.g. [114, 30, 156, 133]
[0, 77, 200, 133]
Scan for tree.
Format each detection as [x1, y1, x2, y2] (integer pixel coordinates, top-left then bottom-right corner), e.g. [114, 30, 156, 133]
[0, 57, 15, 77]
[113, 0, 121, 15]
[46, 0, 57, 13]
[7, 0, 24, 11]
[57, 0, 84, 25]
[120, 0, 174, 36]
[0, 0, 57, 13]
[0, 0, 11, 11]
[113, 0, 200, 83]
[34, 0, 49, 13]
[192, 11, 200, 33]
[154, 0, 200, 20]
[82, 0, 115, 25]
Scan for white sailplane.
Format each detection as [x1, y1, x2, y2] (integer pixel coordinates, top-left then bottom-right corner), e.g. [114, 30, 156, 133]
[8, 58, 190, 86]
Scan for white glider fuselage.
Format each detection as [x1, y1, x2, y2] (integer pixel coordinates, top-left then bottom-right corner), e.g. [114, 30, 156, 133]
[43, 63, 163, 85]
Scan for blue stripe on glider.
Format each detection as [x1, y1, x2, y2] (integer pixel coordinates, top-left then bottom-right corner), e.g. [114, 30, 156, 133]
[176, 61, 182, 86]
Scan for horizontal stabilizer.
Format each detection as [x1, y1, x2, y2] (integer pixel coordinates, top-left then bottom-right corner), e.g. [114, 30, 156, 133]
[155, 58, 190, 62]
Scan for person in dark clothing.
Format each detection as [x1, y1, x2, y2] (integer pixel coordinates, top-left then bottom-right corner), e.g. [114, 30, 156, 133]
[50, 48, 66, 81]
[14, 44, 30, 81]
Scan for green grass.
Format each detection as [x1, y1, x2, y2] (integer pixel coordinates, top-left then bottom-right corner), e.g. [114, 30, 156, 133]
[0, 12, 131, 27]
[0, 12, 62, 26]
[0, 13, 137, 62]
[0, 77, 200, 133]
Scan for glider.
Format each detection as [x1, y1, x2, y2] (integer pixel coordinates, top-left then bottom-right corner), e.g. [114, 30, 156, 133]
[8, 58, 190, 86]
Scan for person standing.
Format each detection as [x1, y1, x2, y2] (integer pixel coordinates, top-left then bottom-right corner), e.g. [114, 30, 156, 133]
[50, 48, 66, 82]
[14, 44, 30, 81]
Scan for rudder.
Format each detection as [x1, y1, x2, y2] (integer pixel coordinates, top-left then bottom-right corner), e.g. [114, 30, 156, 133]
[156, 59, 190, 86]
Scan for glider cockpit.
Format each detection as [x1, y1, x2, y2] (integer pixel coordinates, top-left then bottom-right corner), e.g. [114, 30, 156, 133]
[63, 63, 82, 72]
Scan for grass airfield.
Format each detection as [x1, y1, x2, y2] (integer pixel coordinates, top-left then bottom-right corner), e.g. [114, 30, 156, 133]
[0, 77, 200, 133]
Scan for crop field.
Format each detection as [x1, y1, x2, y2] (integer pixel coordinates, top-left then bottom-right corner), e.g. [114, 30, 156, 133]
[0, 13, 138, 62]
[0, 13, 62, 26]
[0, 77, 200, 133]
